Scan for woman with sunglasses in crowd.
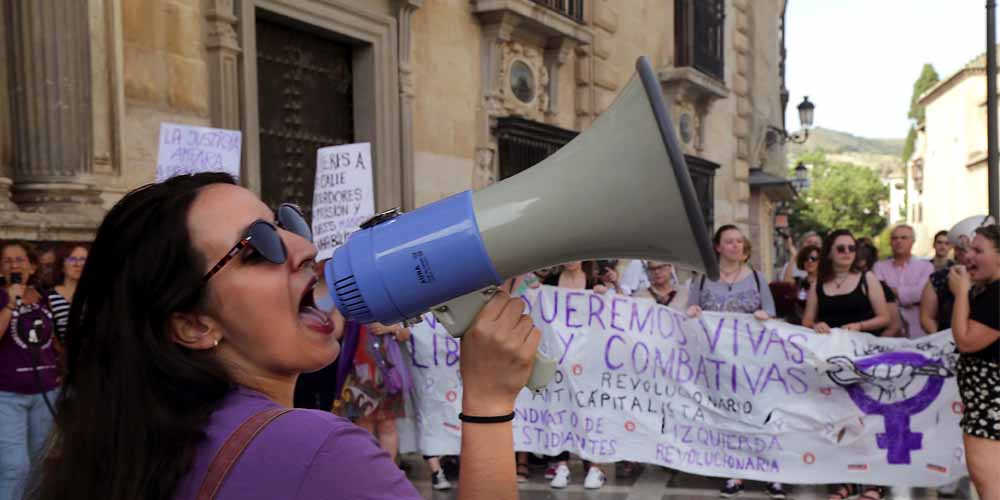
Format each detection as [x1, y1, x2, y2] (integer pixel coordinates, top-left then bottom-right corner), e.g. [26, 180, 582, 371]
[801, 229, 890, 500]
[947, 224, 1000, 499]
[789, 244, 820, 323]
[0, 241, 60, 500]
[24, 173, 540, 500]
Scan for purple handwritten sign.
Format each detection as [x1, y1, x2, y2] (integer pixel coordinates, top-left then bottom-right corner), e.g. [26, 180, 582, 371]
[156, 123, 241, 182]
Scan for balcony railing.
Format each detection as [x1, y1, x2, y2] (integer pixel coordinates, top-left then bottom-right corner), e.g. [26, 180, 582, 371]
[530, 0, 584, 23]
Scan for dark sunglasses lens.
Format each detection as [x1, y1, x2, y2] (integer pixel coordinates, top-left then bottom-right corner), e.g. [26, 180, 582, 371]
[279, 204, 312, 242]
[807, 256, 819, 262]
[247, 221, 287, 264]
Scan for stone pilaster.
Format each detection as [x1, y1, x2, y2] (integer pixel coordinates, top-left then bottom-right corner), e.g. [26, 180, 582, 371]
[205, 0, 242, 130]
[6, 0, 102, 214]
[543, 36, 573, 124]
[730, 0, 752, 224]
[395, 0, 421, 210]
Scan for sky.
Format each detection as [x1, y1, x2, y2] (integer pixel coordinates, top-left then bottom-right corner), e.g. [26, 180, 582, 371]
[784, 0, 990, 139]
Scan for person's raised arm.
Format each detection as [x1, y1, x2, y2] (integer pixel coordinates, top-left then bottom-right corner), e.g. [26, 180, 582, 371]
[458, 291, 540, 500]
[802, 282, 820, 328]
[949, 266, 1000, 352]
[0, 286, 20, 340]
[781, 261, 796, 284]
[919, 281, 939, 334]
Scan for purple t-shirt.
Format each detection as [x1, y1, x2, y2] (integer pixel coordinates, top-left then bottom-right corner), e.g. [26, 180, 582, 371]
[0, 288, 60, 394]
[173, 386, 421, 500]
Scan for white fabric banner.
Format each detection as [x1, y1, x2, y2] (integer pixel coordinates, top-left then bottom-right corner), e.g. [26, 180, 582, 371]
[403, 286, 967, 486]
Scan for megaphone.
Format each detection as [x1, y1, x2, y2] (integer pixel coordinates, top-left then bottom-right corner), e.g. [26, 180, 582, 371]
[323, 56, 718, 389]
[948, 214, 996, 247]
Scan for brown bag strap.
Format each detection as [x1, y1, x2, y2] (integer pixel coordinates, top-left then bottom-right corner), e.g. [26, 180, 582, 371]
[195, 407, 294, 500]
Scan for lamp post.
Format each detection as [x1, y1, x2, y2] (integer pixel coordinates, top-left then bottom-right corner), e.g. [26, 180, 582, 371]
[988, 0, 999, 218]
[768, 96, 816, 146]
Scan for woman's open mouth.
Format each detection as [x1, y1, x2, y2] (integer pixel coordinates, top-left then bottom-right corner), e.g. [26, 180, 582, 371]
[299, 277, 335, 336]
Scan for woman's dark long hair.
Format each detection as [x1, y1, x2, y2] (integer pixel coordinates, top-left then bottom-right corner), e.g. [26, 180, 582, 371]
[26, 173, 238, 500]
[818, 229, 858, 284]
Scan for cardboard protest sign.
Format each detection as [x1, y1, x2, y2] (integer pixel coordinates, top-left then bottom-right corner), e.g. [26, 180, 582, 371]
[312, 143, 375, 261]
[402, 286, 966, 486]
[155, 123, 241, 182]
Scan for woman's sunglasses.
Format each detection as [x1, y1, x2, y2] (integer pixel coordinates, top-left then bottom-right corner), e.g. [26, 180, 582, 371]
[806, 255, 819, 262]
[202, 203, 311, 282]
[835, 244, 856, 254]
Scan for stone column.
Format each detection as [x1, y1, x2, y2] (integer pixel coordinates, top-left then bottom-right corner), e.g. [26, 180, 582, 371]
[0, 1, 16, 211]
[6, 0, 102, 214]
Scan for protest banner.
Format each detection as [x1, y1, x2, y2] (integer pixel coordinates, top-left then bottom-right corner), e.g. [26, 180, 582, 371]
[312, 143, 375, 261]
[155, 123, 241, 182]
[402, 286, 966, 486]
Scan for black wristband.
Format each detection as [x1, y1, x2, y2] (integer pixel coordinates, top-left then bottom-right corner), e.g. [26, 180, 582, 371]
[458, 412, 515, 424]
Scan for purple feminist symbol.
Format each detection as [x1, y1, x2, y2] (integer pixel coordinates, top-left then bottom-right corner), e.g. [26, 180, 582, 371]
[828, 352, 947, 465]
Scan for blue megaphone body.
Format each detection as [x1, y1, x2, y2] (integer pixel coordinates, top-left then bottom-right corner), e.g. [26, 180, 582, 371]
[323, 190, 499, 326]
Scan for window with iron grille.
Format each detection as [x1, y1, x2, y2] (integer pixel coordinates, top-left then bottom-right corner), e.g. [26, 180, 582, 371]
[685, 155, 719, 232]
[675, 0, 725, 82]
[529, 0, 584, 23]
[496, 117, 578, 180]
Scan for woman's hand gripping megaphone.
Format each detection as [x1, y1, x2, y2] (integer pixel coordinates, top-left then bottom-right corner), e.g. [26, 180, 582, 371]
[455, 290, 543, 415]
[430, 287, 558, 391]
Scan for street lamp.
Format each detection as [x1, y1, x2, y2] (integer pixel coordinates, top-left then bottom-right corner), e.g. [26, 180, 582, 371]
[790, 161, 810, 191]
[767, 96, 816, 146]
[797, 96, 814, 129]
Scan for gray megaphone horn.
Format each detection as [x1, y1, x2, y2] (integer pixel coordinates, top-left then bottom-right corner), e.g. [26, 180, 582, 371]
[322, 56, 719, 390]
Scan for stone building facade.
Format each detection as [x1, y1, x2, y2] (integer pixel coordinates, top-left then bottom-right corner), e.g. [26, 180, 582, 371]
[0, 0, 792, 277]
[906, 49, 998, 256]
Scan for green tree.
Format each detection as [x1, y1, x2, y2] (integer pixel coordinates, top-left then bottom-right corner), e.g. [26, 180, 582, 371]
[902, 125, 916, 165]
[907, 63, 940, 122]
[788, 151, 889, 239]
[902, 64, 939, 164]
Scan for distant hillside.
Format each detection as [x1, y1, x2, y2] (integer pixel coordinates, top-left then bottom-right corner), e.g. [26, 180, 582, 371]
[786, 127, 905, 177]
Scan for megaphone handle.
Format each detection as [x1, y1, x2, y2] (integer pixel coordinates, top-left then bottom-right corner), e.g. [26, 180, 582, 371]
[431, 288, 556, 391]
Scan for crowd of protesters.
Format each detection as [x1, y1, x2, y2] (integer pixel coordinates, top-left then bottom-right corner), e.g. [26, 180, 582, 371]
[1, 178, 997, 500]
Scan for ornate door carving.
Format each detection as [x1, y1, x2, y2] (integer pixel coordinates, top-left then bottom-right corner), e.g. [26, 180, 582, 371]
[256, 15, 354, 219]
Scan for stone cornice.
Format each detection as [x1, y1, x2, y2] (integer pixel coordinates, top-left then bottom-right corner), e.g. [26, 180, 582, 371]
[472, 0, 593, 46]
[919, 66, 986, 107]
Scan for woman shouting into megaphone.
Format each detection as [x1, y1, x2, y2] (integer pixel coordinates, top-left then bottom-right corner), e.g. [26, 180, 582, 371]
[24, 173, 540, 500]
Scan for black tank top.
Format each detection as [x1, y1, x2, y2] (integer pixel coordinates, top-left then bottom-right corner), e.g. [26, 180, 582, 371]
[816, 272, 876, 330]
